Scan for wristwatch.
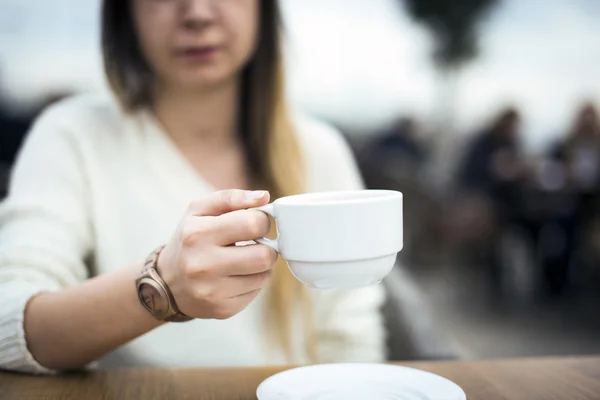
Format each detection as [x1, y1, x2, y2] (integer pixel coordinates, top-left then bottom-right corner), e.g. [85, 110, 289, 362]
[136, 245, 192, 323]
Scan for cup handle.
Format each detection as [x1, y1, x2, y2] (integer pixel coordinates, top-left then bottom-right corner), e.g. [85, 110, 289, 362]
[251, 203, 279, 252]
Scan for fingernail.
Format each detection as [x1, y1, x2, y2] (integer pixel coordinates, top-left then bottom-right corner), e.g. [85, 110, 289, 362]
[246, 190, 267, 200]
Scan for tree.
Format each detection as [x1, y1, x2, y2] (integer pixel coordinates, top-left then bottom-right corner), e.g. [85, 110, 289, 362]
[398, 0, 501, 186]
[400, 0, 499, 69]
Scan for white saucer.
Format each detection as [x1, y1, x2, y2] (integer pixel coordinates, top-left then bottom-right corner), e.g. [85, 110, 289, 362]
[257, 363, 466, 400]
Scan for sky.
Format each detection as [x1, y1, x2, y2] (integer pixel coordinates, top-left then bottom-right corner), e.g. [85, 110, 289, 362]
[0, 0, 599, 150]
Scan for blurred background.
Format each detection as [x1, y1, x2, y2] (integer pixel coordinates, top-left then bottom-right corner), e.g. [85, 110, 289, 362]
[1, 0, 599, 361]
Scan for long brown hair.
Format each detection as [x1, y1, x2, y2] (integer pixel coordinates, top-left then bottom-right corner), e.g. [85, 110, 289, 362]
[101, 0, 314, 363]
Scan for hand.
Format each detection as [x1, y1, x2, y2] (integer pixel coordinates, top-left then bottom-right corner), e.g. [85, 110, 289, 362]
[158, 189, 278, 320]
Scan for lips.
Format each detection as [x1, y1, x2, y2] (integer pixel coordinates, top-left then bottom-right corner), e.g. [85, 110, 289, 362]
[177, 46, 220, 61]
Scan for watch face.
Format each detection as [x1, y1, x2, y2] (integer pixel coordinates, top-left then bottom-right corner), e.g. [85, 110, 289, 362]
[139, 283, 169, 315]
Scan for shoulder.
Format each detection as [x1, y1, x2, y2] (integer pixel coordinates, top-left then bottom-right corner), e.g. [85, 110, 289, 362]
[291, 111, 364, 191]
[12, 92, 132, 177]
[292, 112, 354, 162]
[34, 91, 125, 136]
[18, 92, 134, 166]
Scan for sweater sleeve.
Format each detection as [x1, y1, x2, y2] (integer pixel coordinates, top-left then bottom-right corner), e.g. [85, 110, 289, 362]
[0, 106, 93, 373]
[298, 117, 387, 363]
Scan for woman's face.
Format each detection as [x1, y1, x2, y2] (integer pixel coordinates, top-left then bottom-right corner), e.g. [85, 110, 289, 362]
[132, 0, 259, 90]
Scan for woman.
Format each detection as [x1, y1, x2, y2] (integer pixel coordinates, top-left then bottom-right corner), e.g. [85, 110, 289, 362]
[554, 103, 600, 192]
[543, 103, 600, 293]
[0, 0, 385, 373]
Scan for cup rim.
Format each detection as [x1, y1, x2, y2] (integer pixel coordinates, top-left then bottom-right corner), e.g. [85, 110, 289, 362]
[274, 189, 402, 207]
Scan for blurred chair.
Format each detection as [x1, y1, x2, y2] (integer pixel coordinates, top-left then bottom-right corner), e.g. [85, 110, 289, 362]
[382, 267, 461, 361]
[0, 162, 9, 199]
[357, 148, 446, 267]
[322, 133, 460, 360]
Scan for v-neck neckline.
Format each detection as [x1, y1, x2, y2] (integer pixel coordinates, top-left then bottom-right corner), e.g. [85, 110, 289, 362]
[138, 109, 217, 201]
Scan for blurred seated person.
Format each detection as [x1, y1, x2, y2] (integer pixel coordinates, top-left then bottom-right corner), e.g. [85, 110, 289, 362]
[370, 117, 429, 176]
[542, 102, 600, 291]
[452, 108, 529, 285]
[455, 107, 529, 221]
[548, 102, 600, 194]
[0, 0, 385, 374]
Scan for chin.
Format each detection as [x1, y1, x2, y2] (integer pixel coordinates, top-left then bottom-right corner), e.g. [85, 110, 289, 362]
[176, 66, 236, 91]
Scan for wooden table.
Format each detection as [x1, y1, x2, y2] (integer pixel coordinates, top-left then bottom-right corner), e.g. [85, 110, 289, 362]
[1, 356, 599, 399]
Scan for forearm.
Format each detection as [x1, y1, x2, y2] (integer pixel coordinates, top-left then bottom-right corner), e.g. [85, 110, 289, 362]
[24, 261, 163, 371]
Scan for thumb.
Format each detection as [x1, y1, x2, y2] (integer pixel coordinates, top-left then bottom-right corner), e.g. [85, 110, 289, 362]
[188, 189, 270, 217]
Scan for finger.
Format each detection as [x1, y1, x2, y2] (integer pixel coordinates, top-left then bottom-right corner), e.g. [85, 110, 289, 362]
[188, 190, 270, 217]
[224, 270, 273, 298]
[211, 209, 272, 245]
[215, 243, 278, 276]
[181, 243, 277, 277]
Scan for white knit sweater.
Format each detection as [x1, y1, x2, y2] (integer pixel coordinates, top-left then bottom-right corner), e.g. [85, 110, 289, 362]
[0, 94, 385, 373]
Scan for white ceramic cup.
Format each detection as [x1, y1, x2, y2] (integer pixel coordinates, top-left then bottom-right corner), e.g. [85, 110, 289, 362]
[253, 190, 403, 289]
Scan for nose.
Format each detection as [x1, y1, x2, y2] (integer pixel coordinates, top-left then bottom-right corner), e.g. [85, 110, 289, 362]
[181, 0, 217, 30]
